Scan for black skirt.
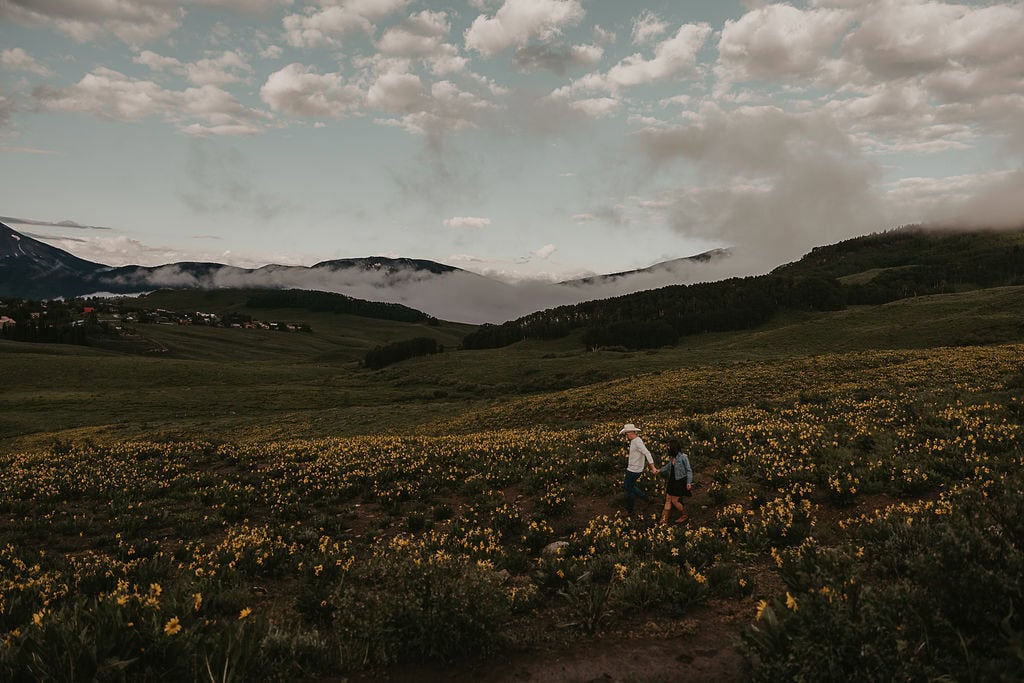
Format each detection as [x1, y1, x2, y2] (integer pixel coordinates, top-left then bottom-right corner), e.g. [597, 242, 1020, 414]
[667, 477, 689, 497]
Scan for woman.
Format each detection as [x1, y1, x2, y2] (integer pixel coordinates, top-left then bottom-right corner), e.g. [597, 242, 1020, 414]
[659, 438, 692, 525]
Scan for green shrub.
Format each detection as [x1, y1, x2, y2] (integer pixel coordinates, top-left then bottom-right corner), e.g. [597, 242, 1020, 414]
[741, 473, 1024, 681]
[329, 548, 509, 667]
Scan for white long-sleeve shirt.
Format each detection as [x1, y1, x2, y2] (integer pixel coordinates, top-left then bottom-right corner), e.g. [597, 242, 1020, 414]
[627, 436, 655, 473]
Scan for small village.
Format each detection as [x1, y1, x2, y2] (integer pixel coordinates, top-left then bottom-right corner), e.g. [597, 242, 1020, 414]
[0, 297, 313, 338]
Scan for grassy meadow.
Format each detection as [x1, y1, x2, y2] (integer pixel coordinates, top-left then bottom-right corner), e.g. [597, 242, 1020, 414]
[1, 284, 1024, 680]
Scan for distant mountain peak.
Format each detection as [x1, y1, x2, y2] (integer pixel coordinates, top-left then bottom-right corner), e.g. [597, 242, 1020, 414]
[559, 248, 732, 286]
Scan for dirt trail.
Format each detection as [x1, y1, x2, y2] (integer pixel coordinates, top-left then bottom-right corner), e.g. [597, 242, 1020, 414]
[359, 596, 749, 683]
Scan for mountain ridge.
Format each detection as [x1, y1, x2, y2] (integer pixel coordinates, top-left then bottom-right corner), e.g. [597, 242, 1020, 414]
[0, 221, 731, 323]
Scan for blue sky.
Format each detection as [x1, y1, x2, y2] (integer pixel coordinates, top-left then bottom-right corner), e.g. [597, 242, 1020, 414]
[1, 0, 1023, 281]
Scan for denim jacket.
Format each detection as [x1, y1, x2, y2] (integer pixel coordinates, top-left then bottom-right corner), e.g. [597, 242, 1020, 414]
[659, 451, 692, 484]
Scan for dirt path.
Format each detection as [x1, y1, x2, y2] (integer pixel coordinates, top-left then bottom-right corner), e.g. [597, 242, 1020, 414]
[357, 597, 749, 683]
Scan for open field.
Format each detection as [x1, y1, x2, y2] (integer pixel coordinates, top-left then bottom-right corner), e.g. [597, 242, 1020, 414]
[2, 286, 1024, 680]
[3, 285, 1024, 452]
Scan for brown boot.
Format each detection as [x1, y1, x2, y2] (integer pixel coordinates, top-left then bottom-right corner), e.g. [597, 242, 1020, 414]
[674, 513, 689, 525]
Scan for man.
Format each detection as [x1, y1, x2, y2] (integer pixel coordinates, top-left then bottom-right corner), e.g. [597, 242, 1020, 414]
[619, 423, 659, 515]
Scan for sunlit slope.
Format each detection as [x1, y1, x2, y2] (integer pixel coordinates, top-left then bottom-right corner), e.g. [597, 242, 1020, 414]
[422, 343, 1023, 434]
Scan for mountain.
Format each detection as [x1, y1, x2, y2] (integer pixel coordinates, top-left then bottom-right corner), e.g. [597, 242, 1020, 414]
[558, 249, 731, 286]
[0, 222, 106, 299]
[0, 222, 736, 324]
[0, 221, 472, 299]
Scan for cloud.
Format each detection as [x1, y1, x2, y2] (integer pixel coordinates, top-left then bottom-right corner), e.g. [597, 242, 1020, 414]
[631, 10, 668, 45]
[833, 0, 1024, 145]
[444, 216, 491, 229]
[135, 50, 253, 86]
[367, 70, 425, 112]
[841, 1, 1024, 82]
[712, 1, 1024, 152]
[377, 10, 451, 58]
[635, 103, 885, 271]
[260, 63, 363, 118]
[283, 0, 410, 48]
[532, 243, 556, 259]
[0, 0, 184, 44]
[33, 67, 267, 135]
[512, 42, 603, 75]
[555, 22, 712, 100]
[885, 169, 1024, 230]
[465, 0, 585, 57]
[1, 48, 54, 77]
[716, 4, 853, 84]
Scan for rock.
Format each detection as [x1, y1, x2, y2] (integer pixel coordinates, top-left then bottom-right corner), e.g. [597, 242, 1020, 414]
[542, 541, 569, 556]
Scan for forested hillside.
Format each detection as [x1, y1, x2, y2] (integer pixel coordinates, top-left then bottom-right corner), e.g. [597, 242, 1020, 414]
[463, 226, 1024, 351]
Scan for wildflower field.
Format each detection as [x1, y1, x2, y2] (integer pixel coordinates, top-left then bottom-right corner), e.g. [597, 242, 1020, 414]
[2, 343, 1023, 680]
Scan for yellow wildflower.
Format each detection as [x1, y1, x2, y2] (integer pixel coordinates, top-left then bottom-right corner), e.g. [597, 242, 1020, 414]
[164, 617, 182, 636]
[785, 592, 799, 612]
[238, 607, 252, 620]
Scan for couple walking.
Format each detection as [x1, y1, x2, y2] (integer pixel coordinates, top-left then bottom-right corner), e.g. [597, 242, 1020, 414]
[619, 423, 692, 524]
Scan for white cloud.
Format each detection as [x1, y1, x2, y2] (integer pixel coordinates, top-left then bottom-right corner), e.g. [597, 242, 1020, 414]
[33, 67, 267, 135]
[716, 4, 852, 84]
[1, 48, 54, 77]
[186, 51, 253, 86]
[283, 0, 410, 48]
[0, 0, 184, 44]
[260, 44, 284, 60]
[377, 10, 451, 58]
[465, 0, 585, 57]
[842, 1, 1024, 82]
[635, 103, 884, 269]
[631, 10, 668, 45]
[366, 70, 425, 112]
[569, 96, 619, 118]
[885, 169, 1024, 230]
[135, 50, 253, 86]
[444, 216, 491, 228]
[259, 63, 363, 118]
[532, 243, 557, 259]
[556, 22, 712, 98]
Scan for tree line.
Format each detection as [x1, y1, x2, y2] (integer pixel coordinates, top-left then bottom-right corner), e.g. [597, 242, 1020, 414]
[363, 337, 442, 370]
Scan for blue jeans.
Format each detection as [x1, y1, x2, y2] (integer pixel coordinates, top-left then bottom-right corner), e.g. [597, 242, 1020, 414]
[623, 470, 647, 512]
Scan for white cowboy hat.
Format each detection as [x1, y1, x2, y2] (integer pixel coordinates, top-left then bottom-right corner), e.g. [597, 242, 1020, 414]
[618, 423, 640, 435]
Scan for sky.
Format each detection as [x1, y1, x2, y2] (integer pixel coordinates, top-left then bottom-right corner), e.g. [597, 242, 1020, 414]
[1, 0, 1023, 285]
